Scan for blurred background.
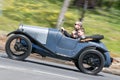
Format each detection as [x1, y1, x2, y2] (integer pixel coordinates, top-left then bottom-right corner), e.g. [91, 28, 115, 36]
[0, 0, 120, 57]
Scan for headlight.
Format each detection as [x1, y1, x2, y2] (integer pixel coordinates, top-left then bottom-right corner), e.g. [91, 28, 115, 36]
[18, 24, 24, 31]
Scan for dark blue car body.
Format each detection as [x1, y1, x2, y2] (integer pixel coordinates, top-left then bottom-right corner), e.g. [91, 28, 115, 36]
[6, 25, 112, 74]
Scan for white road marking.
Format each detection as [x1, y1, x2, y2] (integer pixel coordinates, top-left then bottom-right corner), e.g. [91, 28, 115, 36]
[0, 64, 78, 80]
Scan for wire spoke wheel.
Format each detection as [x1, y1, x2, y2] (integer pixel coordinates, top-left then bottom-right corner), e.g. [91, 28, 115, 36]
[82, 54, 101, 71]
[10, 38, 26, 55]
[5, 34, 32, 60]
[78, 49, 105, 75]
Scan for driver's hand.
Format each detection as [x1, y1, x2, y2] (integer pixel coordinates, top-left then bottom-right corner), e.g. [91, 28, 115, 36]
[61, 27, 65, 31]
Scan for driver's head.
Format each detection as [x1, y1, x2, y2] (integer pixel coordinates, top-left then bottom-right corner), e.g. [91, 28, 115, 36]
[74, 21, 82, 30]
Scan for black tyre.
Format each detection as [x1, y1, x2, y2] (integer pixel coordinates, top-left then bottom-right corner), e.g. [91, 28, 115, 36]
[78, 49, 105, 75]
[5, 34, 32, 60]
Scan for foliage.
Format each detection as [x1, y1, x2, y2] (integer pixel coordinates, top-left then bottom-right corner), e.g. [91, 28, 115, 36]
[0, 0, 120, 56]
[84, 9, 120, 56]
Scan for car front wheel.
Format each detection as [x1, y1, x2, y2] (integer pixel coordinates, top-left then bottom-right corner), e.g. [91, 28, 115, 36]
[5, 34, 32, 60]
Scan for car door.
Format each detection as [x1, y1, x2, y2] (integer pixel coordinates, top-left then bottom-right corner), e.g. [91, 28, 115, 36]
[56, 35, 78, 56]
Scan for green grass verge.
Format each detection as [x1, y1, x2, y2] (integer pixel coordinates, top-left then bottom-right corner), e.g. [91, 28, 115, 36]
[0, 0, 120, 57]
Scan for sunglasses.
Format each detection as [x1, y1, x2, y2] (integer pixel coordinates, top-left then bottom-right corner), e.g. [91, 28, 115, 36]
[75, 24, 80, 26]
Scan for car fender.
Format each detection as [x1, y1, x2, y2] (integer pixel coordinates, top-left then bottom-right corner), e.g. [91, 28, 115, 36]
[7, 30, 37, 43]
[74, 45, 112, 67]
[7, 30, 56, 56]
[74, 44, 108, 59]
[7, 30, 30, 37]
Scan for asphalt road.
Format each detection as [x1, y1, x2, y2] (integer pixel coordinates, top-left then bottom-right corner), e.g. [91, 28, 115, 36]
[0, 52, 120, 80]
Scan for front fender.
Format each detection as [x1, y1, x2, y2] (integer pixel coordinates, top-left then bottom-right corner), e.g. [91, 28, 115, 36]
[7, 30, 27, 37]
[7, 30, 36, 42]
[7, 30, 56, 57]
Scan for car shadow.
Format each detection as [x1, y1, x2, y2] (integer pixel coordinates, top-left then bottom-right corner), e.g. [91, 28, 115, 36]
[24, 59, 104, 77]
[0, 55, 104, 77]
[25, 59, 80, 72]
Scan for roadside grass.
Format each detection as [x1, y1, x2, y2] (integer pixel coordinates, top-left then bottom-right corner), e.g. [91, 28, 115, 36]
[0, 0, 120, 57]
[84, 9, 120, 56]
[0, 16, 19, 32]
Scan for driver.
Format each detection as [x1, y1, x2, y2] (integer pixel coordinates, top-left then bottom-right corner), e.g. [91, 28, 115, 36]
[61, 21, 85, 39]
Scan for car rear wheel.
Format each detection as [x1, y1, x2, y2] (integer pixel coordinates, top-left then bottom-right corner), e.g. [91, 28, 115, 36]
[78, 49, 105, 75]
[5, 34, 32, 60]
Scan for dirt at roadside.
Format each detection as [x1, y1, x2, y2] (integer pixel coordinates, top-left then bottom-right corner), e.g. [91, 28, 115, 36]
[0, 34, 6, 50]
[0, 34, 120, 75]
[103, 58, 120, 75]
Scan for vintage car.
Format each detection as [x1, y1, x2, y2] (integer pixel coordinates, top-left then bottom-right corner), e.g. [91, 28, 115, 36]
[5, 25, 113, 75]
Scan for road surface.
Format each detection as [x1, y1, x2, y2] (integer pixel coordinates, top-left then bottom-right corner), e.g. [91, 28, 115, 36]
[0, 52, 119, 80]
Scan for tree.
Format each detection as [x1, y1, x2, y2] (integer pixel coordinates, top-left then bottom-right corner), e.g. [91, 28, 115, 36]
[97, 0, 103, 8]
[56, 0, 71, 29]
[79, 0, 88, 22]
[106, 0, 114, 9]
[0, 0, 3, 16]
[73, 0, 97, 9]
